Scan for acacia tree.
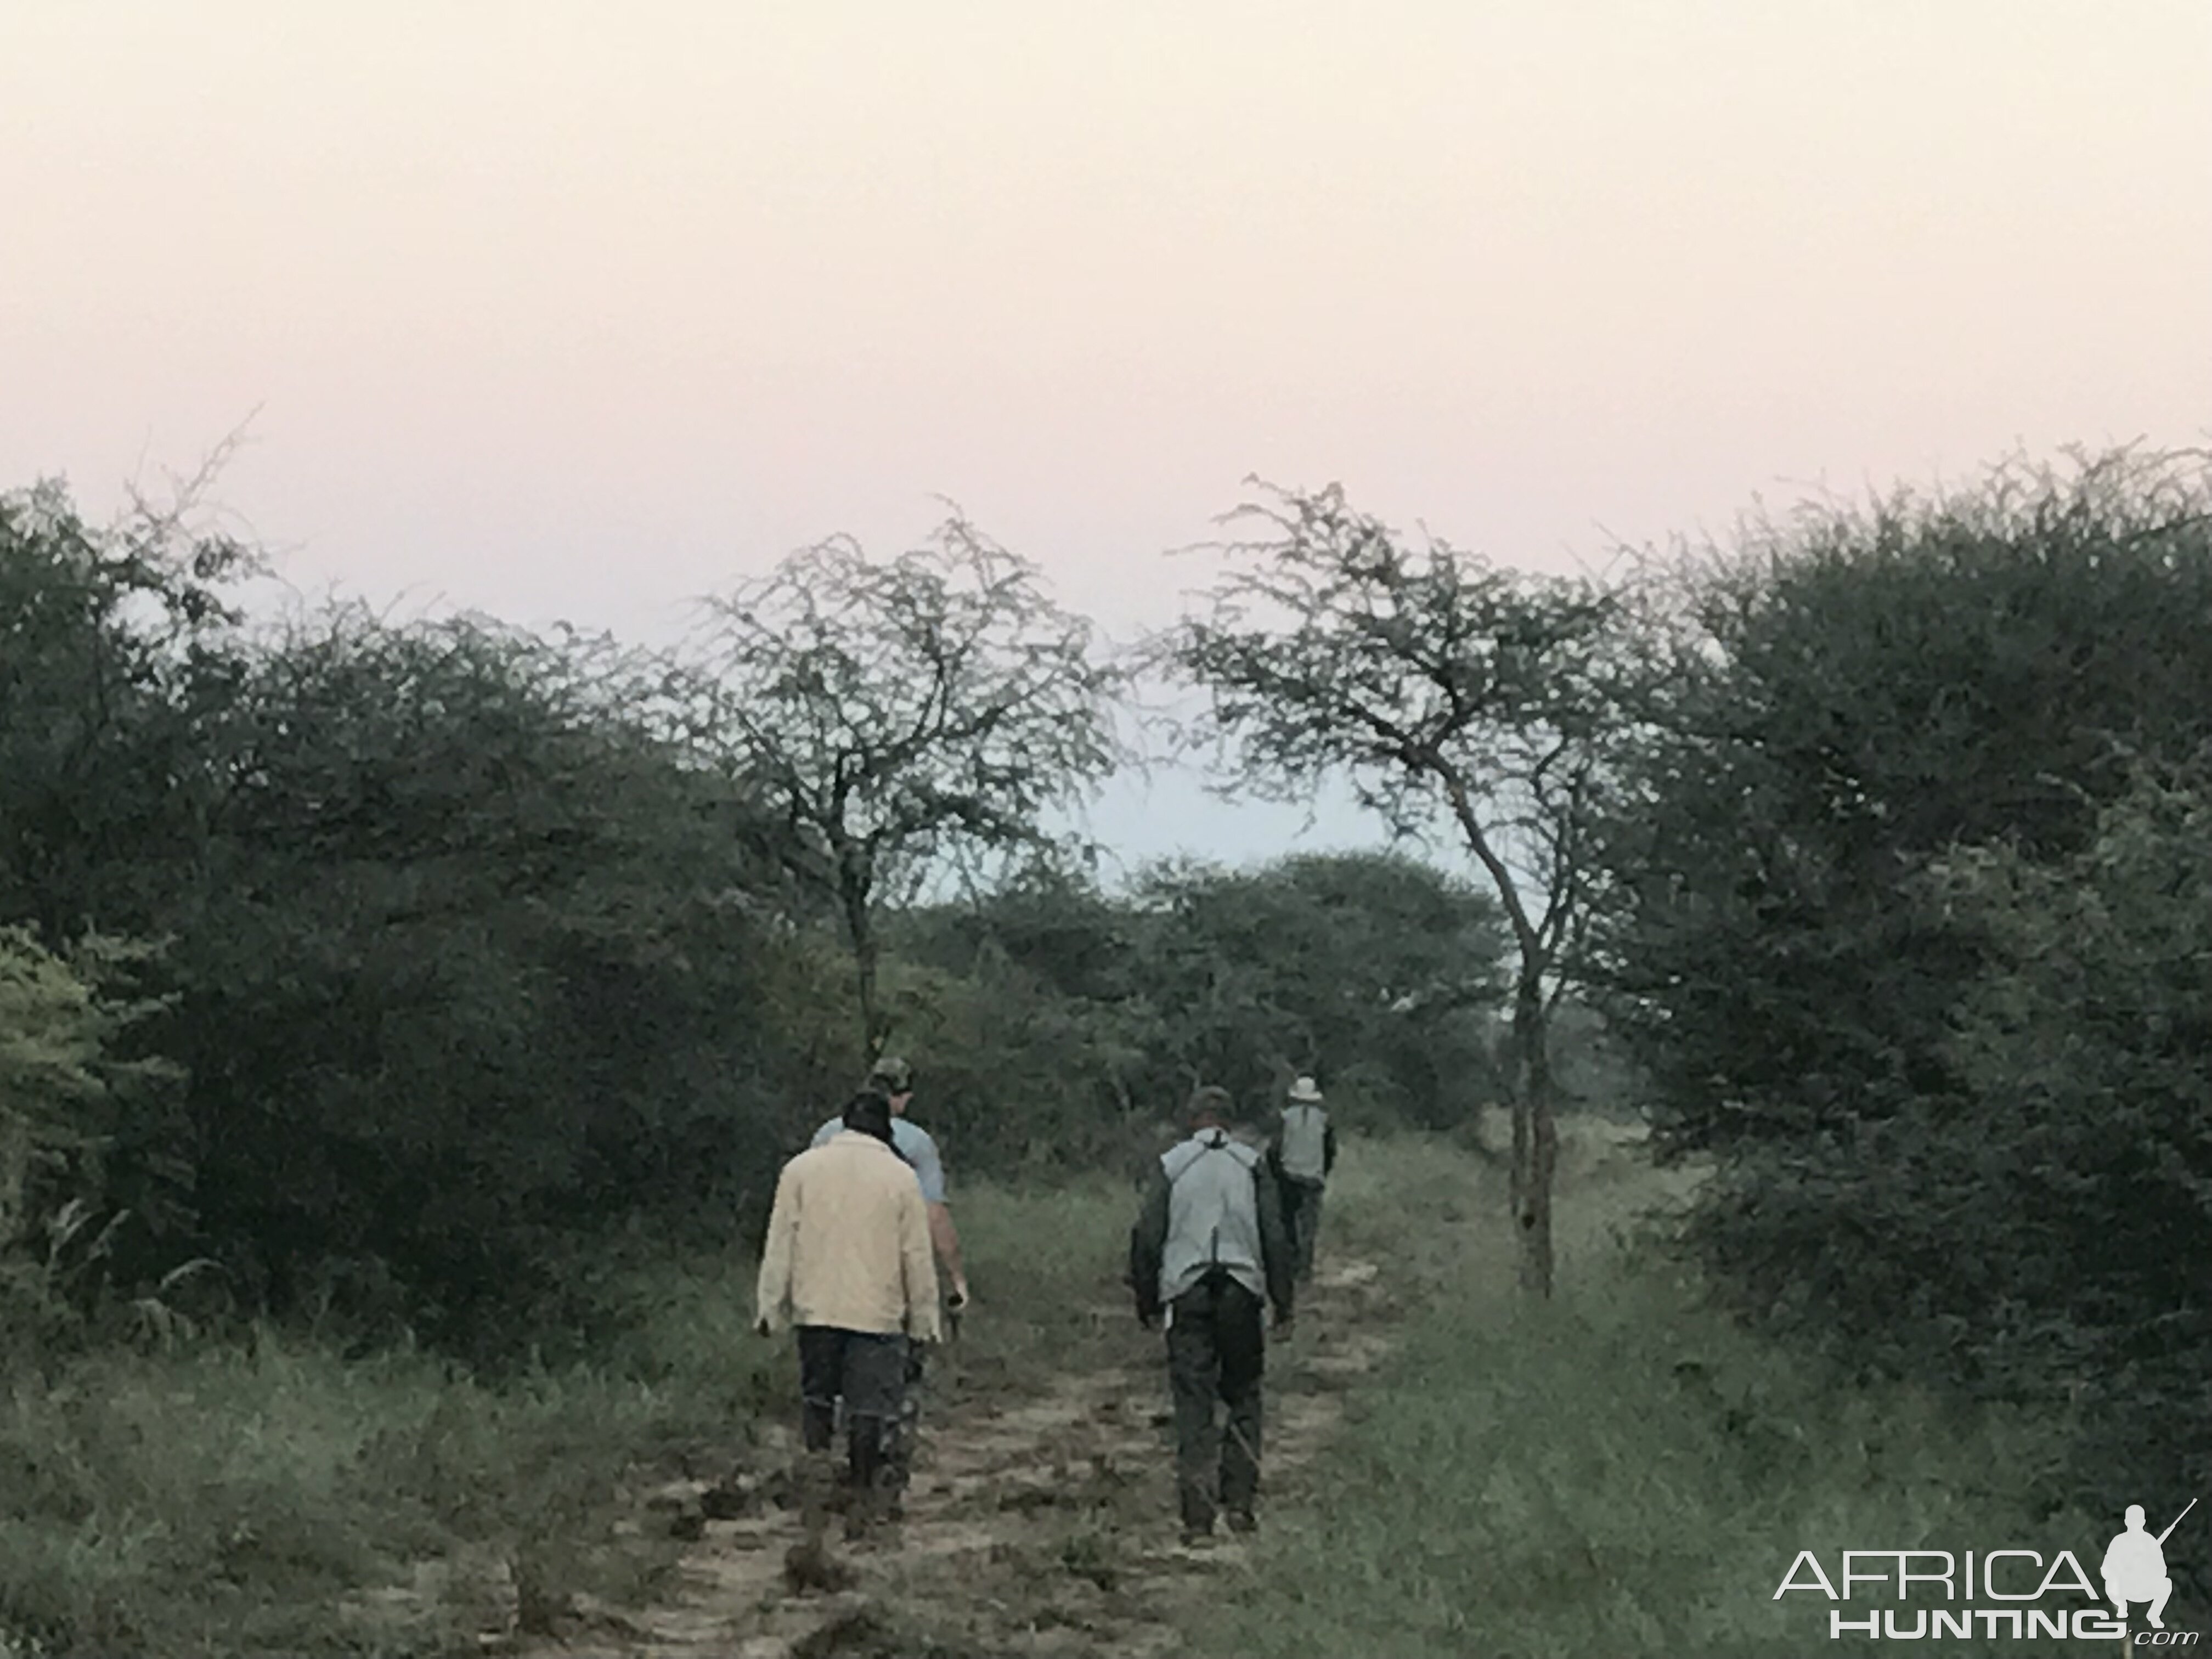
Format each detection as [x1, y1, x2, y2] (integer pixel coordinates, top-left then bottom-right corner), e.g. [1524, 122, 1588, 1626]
[690, 515, 1122, 1052]
[1126, 852, 1506, 1117]
[1161, 483, 1637, 1295]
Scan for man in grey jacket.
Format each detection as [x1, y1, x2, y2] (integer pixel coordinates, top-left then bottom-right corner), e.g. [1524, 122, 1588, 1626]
[1128, 1086, 1296, 1545]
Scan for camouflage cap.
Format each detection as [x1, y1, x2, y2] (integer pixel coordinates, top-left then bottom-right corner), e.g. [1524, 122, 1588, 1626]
[867, 1054, 915, 1094]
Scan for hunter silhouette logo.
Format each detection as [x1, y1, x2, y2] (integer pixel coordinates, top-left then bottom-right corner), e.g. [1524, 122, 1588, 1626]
[1775, 1499, 2201, 1642]
[2106, 1501, 2192, 1631]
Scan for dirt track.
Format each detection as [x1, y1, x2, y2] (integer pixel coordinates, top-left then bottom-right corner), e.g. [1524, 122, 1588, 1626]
[512, 1255, 1398, 1659]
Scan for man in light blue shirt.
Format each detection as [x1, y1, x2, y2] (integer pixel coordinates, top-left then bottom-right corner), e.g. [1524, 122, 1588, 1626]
[815, 1088, 946, 1203]
[808, 1056, 968, 1514]
[809, 1057, 964, 1291]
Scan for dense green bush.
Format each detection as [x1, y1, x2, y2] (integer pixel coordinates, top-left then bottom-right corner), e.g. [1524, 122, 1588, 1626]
[1661, 763, 2212, 1506]
[150, 607, 813, 1345]
[1923, 763, 2210, 1488]
[1603, 452, 2212, 1169]
[1596, 450, 2212, 1505]
[0, 485, 826, 1347]
[0, 927, 179, 1355]
[1126, 851, 1508, 1122]
[892, 851, 1510, 1154]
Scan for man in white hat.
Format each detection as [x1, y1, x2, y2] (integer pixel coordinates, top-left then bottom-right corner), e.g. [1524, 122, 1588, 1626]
[1268, 1075, 1336, 1283]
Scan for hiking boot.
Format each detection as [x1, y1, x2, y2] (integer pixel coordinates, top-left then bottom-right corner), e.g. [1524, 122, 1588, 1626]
[700, 1474, 759, 1520]
[842, 1483, 878, 1541]
[842, 1481, 907, 1546]
[1225, 1509, 1256, 1535]
[1180, 1521, 1215, 1549]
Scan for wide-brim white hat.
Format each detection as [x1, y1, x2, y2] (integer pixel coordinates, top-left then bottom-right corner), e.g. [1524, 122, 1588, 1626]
[1287, 1076, 1323, 1103]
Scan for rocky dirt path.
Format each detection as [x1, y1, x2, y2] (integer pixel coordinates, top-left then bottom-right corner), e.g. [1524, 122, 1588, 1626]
[511, 1255, 1400, 1659]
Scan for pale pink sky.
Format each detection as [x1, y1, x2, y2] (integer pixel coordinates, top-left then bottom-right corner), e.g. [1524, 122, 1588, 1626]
[4, 3, 2207, 865]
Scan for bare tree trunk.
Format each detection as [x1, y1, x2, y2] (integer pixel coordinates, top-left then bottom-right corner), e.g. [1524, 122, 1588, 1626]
[850, 924, 882, 1057]
[1433, 769, 1561, 1296]
[837, 867, 884, 1058]
[1509, 971, 1558, 1298]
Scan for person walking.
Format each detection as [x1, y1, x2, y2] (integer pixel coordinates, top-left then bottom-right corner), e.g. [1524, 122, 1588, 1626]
[810, 1056, 967, 1514]
[1128, 1086, 1295, 1547]
[757, 1090, 942, 1543]
[1268, 1074, 1336, 1283]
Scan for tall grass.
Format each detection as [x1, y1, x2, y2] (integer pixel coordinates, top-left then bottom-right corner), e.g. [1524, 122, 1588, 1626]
[945, 1169, 1137, 1373]
[1, 1126, 2114, 1658]
[1195, 1127, 2104, 1658]
[0, 1239, 788, 1656]
[0, 1172, 1139, 1658]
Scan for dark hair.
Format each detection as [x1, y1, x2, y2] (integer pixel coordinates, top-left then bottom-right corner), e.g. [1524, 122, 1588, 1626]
[843, 1090, 895, 1144]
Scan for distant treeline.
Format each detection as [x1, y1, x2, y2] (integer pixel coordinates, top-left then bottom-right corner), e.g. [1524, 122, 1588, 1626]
[7, 447, 2212, 1515]
[0, 479, 1528, 1357]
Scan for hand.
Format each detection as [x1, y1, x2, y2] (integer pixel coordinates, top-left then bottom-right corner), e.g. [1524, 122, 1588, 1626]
[1272, 1311, 1294, 1335]
[1137, 1310, 1160, 1331]
[947, 1282, 970, 1313]
[753, 1315, 774, 1339]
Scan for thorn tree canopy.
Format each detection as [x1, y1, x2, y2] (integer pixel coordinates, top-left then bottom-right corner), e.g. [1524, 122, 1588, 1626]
[1158, 480, 1641, 1295]
[689, 512, 1125, 1054]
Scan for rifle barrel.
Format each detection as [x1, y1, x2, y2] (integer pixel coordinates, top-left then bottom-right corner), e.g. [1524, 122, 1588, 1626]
[2157, 1497, 2198, 1546]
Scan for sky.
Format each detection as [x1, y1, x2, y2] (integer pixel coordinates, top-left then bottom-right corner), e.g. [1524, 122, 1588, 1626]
[4, 2, 2207, 874]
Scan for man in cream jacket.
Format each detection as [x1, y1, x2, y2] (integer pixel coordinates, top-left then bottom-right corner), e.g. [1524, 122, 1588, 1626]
[756, 1090, 941, 1540]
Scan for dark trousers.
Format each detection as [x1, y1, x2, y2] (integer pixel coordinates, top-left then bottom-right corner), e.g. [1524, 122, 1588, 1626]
[797, 1326, 908, 1499]
[1164, 1270, 1266, 1531]
[1280, 1177, 1325, 1280]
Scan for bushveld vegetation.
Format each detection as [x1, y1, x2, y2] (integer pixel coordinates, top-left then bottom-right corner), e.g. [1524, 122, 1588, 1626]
[1593, 450, 2212, 1521]
[1195, 1132, 2106, 1659]
[2, 445, 2208, 1652]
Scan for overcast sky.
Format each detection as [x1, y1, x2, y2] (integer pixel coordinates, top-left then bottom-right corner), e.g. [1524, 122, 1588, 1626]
[5, 3, 2207, 872]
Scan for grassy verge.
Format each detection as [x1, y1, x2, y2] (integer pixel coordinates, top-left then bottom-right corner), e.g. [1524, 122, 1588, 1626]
[939, 1167, 1146, 1380]
[1, 1239, 783, 1657]
[5, 1126, 2107, 1658]
[0, 1171, 1138, 1659]
[1195, 1124, 2103, 1659]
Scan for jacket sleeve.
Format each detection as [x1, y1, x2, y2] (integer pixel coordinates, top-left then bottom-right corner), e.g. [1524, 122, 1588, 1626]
[754, 1162, 799, 1331]
[1128, 1165, 1171, 1323]
[1255, 1163, 1295, 1318]
[1324, 1119, 1338, 1177]
[899, 1182, 944, 1342]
